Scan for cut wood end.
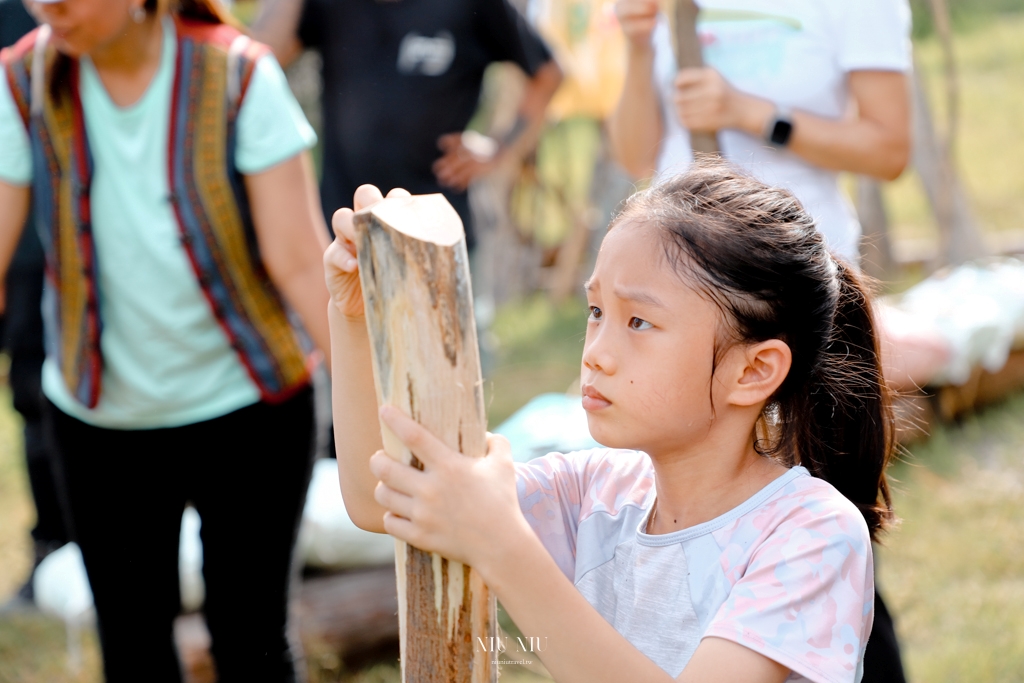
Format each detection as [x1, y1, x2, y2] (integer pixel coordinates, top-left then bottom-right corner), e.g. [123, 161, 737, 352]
[356, 194, 465, 247]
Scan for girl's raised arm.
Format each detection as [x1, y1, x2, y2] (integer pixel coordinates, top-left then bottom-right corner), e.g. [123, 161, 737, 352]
[323, 185, 409, 533]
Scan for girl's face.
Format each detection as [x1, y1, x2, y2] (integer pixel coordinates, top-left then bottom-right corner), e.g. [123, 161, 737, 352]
[28, 0, 141, 57]
[582, 220, 728, 456]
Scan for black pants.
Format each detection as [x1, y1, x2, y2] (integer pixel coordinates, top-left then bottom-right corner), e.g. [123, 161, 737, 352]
[862, 590, 907, 683]
[49, 387, 315, 683]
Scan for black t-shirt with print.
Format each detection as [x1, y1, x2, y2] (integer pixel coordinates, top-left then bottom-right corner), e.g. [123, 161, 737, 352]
[298, 0, 551, 245]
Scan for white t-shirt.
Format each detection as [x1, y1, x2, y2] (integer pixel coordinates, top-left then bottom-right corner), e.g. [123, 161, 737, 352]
[517, 450, 874, 683]
[0, 17, 317, 428]
[652, 0, 912, 262]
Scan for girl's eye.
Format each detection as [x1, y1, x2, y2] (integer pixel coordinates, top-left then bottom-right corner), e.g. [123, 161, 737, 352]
[588, 306, 602, 321]
[629, 317, 652, 330]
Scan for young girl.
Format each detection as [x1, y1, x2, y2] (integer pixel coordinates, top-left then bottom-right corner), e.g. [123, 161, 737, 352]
[325, 161, 894, 683]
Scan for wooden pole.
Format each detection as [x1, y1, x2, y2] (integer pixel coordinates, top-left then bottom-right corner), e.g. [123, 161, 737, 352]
[855, 176, 895, 281]
[665, 0, 719, 154]
[910, 64, 986, 267]
[353, 194, 496, 683]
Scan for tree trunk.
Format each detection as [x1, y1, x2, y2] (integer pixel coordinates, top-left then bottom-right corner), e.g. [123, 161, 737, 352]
[855, 176, 895, 281]
[910, 62, 986, 267]
[353, 194, 496, 683]
[666, 0, 719, 154]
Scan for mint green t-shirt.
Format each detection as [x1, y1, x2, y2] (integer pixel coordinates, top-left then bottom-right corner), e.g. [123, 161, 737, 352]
[0, 18, 317, 429]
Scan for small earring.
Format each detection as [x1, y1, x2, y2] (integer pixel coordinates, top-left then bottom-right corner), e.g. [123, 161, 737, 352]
[130, 6, 147, 23]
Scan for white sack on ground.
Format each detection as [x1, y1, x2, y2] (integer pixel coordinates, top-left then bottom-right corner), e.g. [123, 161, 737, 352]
[34, 507, 206, 617]
[892, 258, 1024, 386]
[33, 542, 94, 624]
[298, 458, 395, 569]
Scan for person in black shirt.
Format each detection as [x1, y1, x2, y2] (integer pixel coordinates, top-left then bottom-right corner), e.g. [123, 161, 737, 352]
[253, 0, 562, 247]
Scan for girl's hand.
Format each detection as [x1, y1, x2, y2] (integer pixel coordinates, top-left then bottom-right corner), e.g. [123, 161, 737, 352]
[673, 67, 770, 135]
[324, 185, 412, 318]
[369, 406, 530, 580]
[615, 0, 660, 54]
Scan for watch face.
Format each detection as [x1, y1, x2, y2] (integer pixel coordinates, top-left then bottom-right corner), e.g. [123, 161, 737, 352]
[770, 118, 794, 146]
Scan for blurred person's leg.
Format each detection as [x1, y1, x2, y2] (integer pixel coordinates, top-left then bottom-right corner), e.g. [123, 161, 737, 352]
[4, 237, 69, 605]
[862, 590, 907, 683]
[190, 386, 315, 683]
[49, 405, 187, 683]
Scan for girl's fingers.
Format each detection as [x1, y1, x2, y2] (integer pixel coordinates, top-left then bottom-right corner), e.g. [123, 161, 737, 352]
[353, 184, 386, 212]
[485, 433, 513, 462]
[615, 0, 658, 20]
[331, 207, 357, 244]
[386, 187, 412, 199]
[369, 449, 424, 496]
[373, 481, 416, 520]
[381, 511, 423, 547]
[379, 405, 454, 468]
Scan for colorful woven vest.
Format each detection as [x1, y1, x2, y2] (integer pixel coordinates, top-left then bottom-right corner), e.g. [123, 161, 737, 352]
[2, 17, 310, 408]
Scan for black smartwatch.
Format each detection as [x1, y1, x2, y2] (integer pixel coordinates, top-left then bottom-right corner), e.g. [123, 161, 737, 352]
[765, 107, 794, 147]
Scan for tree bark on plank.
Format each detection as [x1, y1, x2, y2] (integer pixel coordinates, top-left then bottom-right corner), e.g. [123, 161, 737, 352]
[353, 194, 496, 683]
[664, 0, 719, 154]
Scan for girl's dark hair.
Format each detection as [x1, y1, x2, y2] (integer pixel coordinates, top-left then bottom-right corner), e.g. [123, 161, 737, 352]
[613, 158, 895, 540]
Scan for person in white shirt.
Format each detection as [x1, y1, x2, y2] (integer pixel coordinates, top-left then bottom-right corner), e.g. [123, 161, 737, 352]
[607, 0, 912, 264]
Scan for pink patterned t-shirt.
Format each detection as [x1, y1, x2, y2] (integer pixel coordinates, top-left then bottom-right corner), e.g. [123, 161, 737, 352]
[515, 449, 874, 683]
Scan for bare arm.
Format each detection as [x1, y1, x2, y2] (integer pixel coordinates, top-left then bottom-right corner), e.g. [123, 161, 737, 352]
[433, 59, 563, 192]
[245, 151, 332, 367]
[608, 1, 911, 181]
[250, 0, 306, 68]
[323, 185, 417, 532]
[607, 0, 664, 179]
[674, 69, 911, 180]
[0, 180, 31, 314]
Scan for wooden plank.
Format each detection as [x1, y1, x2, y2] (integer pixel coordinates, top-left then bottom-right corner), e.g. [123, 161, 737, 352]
[664, 0, 719, 154]
[855, 176, 896, 281]
[910, 63, 986, 267]
[353, 194, 496, 683]
[296, 567, 400, 657]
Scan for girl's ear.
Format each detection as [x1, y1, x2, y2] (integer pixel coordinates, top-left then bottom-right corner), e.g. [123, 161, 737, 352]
[728, 340, 792, 407]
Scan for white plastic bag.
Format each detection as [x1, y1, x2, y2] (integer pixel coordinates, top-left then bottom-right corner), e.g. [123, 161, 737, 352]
[298, 458, 395, 569]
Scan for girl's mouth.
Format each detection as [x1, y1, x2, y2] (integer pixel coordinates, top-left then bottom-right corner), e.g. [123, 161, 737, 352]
[581, 384, 612, 411]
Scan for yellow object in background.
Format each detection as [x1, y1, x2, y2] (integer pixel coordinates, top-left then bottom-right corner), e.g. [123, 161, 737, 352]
[532, 0, 627, 121]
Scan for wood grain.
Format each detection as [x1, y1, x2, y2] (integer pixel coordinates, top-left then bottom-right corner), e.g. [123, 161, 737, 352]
[353, 194, 496, 683]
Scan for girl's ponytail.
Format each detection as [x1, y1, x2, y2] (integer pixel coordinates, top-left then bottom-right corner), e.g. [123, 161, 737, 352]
[612, 159, 896, 541]
[787, 261, 895, 538]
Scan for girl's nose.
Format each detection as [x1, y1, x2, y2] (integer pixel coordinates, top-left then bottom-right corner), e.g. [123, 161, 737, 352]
[582, 329, 617, 375]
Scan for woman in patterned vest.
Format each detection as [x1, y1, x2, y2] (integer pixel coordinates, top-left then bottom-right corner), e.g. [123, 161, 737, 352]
[0, 0, 332, 679]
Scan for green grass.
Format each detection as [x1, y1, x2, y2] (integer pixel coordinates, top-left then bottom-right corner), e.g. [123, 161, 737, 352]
[884, 13, 1024, 248]
[880, 393, 1024, 682]
[909, 0, 1024, 38]
[485, 294, 588, 427]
